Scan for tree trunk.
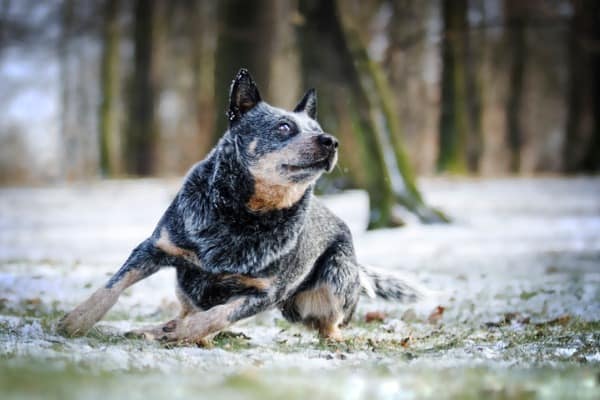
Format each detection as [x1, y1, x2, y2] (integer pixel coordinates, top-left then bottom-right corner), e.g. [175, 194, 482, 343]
[464, 1, 484, 173]
[190, 1, 217, 163]
[125, 0, 160, 176]
[0, 0, 10, 48]
[564, 0, 600, 172]
[384, 0, 438, 176]
[504, 0, 527, 173]
[99, 0, 121, 177]
[297, 0, 394, 228]
[340, 23, 448, 223]
[213, 0, 276, 141]
[437, 0, 470, 173]
[298, 0, 446, 227]
[59, 0, 78, 181]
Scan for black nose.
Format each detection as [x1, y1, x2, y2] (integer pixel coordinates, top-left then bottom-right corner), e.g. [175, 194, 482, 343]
[317, 134, 338, 150]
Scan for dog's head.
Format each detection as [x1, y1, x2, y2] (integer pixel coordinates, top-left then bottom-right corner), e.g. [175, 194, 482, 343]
[224, 69, 338, 211]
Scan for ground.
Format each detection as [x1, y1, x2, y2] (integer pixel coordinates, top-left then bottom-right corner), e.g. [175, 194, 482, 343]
[0, 177, 599, 399]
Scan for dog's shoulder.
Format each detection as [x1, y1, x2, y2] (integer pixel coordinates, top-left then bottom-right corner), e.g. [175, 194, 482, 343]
[306, 197, 352, 238]
[289, 196, 354, 266]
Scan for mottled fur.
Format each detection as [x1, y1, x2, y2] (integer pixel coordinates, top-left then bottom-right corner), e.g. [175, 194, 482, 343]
[58, 69, 424, 342]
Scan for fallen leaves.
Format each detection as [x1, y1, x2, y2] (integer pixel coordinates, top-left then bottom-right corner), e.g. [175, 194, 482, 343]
[535, 314, 571, 327]
[365, 306, 447, 325]
[427, 306, 445, 324]
[24, 298, 42, 306]
[400, 334, 412, 348]
[365, 311, 386, 323]
[485, 313, 572, 329]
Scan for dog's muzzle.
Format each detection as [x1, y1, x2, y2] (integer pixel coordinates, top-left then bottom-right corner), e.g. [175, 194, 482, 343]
[317, 134, 338, 152]
[317, 134, 338, 172]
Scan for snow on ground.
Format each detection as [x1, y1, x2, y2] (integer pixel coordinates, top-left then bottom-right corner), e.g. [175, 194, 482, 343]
[0, 177, 599, 399]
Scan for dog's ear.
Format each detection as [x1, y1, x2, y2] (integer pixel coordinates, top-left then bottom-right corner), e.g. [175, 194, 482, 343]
[293, 88, 317, 119]
[227, 68, 262, 125]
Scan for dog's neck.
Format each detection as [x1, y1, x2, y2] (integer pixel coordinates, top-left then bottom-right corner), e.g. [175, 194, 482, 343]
[247, 178, 312, 212]
[207, 143, 311, 222]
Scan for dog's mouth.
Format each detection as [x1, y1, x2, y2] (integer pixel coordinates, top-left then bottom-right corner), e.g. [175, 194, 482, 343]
[282, 158, 330, 172]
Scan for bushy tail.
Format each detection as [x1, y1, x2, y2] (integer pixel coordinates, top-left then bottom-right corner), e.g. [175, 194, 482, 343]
[358, 265, 428, 303]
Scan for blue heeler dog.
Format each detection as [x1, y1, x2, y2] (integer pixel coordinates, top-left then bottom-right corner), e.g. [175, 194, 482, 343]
[58, 69, 424, 342]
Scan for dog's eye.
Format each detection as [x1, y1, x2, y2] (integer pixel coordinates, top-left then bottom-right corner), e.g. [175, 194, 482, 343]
[278, 122, 291, 134]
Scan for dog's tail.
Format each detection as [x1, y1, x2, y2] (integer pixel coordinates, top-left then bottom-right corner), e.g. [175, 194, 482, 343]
[358, 265, 428, 303]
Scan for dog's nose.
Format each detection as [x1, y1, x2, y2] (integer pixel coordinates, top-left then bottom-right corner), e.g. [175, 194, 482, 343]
[317, 134, 338, 150]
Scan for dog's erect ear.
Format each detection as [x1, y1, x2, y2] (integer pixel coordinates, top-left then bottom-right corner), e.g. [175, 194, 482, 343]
[293, 88, 317, 119]
[227, 68, 262, 125]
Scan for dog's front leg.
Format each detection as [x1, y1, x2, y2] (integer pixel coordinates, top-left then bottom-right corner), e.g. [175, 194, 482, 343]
[159, 295, 273, 344]
[58, 239, 163, 337]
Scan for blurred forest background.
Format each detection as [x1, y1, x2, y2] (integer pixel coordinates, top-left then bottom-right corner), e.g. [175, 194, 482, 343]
[0, 0, 599, 226]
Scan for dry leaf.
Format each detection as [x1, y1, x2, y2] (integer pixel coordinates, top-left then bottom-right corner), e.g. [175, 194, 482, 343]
[400, 335, 412, 348]
[365, 311, 386, 323]
[535, 314, 571, 327]
[427, 306, 445, 324]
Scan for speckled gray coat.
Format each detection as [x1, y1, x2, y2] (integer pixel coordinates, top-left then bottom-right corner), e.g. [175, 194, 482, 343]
[58, 69, 422, 340]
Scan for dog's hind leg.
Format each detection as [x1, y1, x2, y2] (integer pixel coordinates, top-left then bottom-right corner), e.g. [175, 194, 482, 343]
[58, 239, 163, 337]
[280, 240, 361, 341]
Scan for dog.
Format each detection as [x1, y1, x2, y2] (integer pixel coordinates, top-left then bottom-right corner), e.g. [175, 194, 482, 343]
[58, 68, 424, 342]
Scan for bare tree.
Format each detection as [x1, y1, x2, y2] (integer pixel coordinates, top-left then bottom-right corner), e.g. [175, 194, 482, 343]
[213, 0, 276, 141]
[504, 0, 527, 173]
[564, 0, 600, 172]
[99, 0, 121, 176]
[438, 0, 468, 173]
[298, 0, 445, 227]
[125, 0, 161, 175]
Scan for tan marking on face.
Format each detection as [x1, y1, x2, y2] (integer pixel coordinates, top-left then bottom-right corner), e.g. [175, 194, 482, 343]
[156, 227, 200, 264]
[221, 273, 273, 291]
[57, 269, 142, 337]
[247, 147, 313, 211]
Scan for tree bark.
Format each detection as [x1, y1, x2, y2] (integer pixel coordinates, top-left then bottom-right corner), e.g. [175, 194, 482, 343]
[464, 1, 484, 173]
[504, 0, 527, 173]
[564, 0, 600, 172]
[297, 0, 394, 228]
[59, 0, 78, 181]
[298, 0, 446, 227]
[437, 0, 470, 173]
[190, 1, 217, 163]
[341, 23, 448, 223]
[125, 0, 160, 176]
[99, 0, 121, 176]
[213, 0, 276, 141]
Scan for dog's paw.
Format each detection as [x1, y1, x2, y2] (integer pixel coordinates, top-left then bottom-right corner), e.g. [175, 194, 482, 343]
[124, 330, 163, 341]
[56, 312, 90, 337]
[318, 324, 344, 341]
[57, 287, 122, 337]
[126, 319, 178, 341]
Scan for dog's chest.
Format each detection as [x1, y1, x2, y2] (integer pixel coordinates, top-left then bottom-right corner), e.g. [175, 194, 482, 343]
[193, 214, 305, 276]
